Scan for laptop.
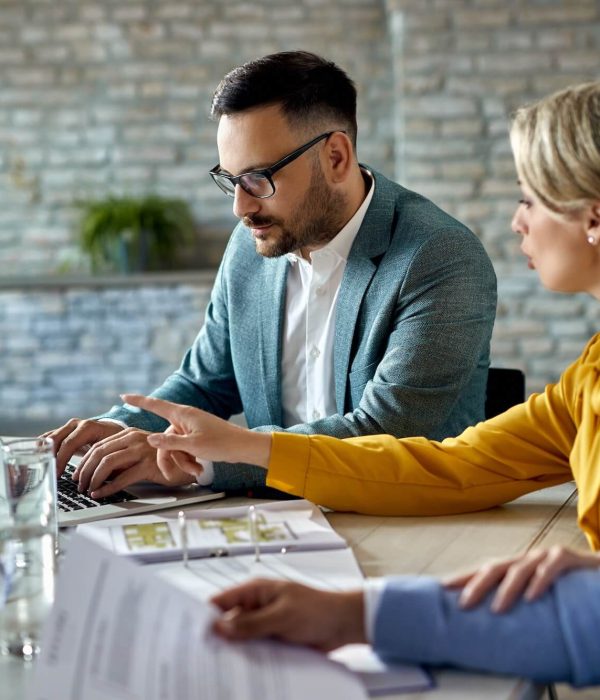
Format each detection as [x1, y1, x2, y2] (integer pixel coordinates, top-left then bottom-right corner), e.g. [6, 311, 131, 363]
[57, 456, 225, 526]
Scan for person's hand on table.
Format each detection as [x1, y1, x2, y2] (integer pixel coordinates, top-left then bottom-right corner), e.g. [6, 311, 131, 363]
[211, 579, 366, 652]
[43, 418, 195, 498]
[122, 394, 272, 478]
[445, 545, 600, 613]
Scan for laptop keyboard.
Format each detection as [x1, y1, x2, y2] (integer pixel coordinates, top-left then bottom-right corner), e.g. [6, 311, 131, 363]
[57, 464, 136, 512]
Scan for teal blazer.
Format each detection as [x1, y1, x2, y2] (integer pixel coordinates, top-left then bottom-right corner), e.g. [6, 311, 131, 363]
[102, 169, 497, 492]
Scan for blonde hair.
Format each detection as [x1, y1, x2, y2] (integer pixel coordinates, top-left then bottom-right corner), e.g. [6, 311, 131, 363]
[510, 82, 600, 218]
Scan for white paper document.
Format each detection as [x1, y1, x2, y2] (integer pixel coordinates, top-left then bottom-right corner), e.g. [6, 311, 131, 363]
[151, 547, 365, 600]
[27, 535, 367, 700]
[331, 645, 434, 695]
[77, 500, 346, 563]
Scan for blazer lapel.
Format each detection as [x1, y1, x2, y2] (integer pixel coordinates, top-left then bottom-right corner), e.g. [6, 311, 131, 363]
[258, 257, 288, 425]
[334, 170, 397, 412]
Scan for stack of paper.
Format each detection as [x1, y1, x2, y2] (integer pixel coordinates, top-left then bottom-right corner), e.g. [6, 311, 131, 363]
[27, 536, 368, 700]
[29, 501, 434, 698]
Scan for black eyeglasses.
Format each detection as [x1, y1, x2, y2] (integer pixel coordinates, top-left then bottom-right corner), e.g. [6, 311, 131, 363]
[209, 131, 339, 199]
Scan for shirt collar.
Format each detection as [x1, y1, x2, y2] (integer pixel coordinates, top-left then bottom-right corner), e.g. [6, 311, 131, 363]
[286, 169, 375, 265]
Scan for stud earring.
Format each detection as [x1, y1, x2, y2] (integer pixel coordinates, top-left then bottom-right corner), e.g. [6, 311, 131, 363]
[587, 235, 597, 245]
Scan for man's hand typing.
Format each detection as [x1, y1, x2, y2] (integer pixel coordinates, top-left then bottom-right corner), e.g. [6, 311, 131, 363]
[43, 418, 195, 498]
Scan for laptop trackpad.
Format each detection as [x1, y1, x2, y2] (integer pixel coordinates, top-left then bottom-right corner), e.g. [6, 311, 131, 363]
[126, 481, 210, 502]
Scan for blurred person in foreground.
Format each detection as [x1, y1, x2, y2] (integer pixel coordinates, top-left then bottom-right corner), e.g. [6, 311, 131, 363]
[126, 82, 600, 687]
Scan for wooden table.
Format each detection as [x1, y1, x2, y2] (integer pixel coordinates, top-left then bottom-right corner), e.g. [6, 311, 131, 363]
[326, 481, 584, 699]
[1, 482, 583, 699]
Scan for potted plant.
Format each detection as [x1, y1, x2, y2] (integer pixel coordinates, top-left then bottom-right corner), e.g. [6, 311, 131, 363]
[77, 195, 196, 273]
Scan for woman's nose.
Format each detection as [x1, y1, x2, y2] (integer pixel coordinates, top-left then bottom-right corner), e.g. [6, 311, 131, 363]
[511, 209, 525, 236]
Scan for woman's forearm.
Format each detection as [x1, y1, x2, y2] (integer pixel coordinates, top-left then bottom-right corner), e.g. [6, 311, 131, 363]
[373, 571, 600, 687]
[233, 429, 272, 468]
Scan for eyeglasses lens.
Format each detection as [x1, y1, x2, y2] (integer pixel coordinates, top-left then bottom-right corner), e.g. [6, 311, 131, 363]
[212, 172, 274, 198]
[240, 173, 273, 198]
[212, 174, 235, 196]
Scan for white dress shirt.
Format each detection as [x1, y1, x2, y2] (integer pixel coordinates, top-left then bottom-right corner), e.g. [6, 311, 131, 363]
[280, 176, 375, 427]
[197, 174, 374, 485]
[364, 578, 386, 642]
[112, 173, 375, 486]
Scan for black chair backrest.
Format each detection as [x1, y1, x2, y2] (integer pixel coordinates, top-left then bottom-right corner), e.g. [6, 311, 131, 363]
[485, 367, 526, 419]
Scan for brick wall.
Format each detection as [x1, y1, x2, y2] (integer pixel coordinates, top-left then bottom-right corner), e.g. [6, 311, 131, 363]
[1, 0, 600, 432]
[386, 0, 600, 392]
[0, 0, 393, 273]
[0, 275, 214, 433]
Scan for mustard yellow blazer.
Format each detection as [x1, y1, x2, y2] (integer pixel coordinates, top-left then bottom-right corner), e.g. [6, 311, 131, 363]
[267, 333, 600, 549]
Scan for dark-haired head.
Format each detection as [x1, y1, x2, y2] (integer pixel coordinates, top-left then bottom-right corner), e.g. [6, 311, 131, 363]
[211, 51, 358, 149]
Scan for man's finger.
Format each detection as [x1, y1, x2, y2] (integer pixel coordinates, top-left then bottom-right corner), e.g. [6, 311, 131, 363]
[55, 421, 115, 475]
[91, 462, 149, 499]
[87, 450, 140, 494]
[75, 434, 138, 492]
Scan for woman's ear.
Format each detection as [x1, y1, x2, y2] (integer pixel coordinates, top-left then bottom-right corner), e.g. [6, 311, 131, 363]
[586, 202, 600, 245]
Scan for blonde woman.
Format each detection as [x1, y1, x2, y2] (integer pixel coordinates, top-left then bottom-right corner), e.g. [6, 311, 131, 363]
[124, 83, 600, 684]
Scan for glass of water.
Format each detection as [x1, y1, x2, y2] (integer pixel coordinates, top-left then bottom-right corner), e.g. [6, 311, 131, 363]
[0, 437, 57, 660]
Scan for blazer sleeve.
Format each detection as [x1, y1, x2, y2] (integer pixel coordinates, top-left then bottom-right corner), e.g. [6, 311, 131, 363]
[372, 571, 600, 687]
[96, 244, 243, 432]
[265, 361, 580, 516]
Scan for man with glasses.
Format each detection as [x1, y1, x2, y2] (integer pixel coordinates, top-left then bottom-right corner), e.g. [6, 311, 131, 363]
[48, 51, 497, 499]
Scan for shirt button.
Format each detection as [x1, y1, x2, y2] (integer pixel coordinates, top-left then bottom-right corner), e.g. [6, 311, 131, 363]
[310, 346, 320, 359]
[312, 409, 321, 420]
[315, 286, 325, 296]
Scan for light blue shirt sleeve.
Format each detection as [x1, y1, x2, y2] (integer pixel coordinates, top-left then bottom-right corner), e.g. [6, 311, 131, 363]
[372, 570, 600, 687]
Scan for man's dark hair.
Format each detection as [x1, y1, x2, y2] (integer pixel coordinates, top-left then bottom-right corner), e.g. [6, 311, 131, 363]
[211, 51, 358, 147]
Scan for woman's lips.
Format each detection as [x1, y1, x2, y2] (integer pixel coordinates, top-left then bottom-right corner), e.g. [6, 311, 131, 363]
[521, 247, 535, 269]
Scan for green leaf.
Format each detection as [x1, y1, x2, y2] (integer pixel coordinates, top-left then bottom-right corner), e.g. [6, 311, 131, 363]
[76, 195, 197, 273]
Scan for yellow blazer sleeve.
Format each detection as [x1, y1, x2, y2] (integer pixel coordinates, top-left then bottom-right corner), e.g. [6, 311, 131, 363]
[569, 335, 600, 550]
[267, 335, 600, 525]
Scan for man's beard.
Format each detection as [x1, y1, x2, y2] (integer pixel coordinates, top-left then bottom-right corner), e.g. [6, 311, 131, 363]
[243, 164, 347, 258]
